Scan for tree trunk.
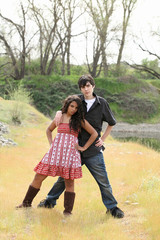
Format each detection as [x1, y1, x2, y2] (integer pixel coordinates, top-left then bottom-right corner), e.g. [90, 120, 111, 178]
[61, 55, 65, 75]
[101, 43, 108, 76]
[0, 35, 21, 79]
[116, 0, 137, 75]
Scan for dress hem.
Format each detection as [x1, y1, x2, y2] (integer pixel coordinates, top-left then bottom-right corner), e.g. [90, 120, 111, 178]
[34, 162, 82, 180]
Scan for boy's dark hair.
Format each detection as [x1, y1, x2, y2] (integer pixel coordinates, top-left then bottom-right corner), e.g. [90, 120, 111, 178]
[78, 74, 95, 89]
[62, 95, 84, 132]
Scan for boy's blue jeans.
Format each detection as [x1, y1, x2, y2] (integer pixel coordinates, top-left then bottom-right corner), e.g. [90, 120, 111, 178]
[46, 152, 117, 210]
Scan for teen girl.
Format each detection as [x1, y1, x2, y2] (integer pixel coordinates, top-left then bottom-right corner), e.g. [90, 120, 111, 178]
[16, 95, 97, 215]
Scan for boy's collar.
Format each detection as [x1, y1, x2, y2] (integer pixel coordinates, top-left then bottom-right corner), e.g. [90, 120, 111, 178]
[81, 92, 100, 104]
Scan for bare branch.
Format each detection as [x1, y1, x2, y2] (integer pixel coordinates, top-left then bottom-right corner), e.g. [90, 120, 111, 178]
[125, 61, 160, 79]
[0, 62, 12, 69]
[116, 0, 137, 72]
[0, 12, 23, 38]
[138, 44, 160, 60]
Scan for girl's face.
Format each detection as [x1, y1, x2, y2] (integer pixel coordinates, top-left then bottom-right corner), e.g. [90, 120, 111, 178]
[67, 101, 78, 116]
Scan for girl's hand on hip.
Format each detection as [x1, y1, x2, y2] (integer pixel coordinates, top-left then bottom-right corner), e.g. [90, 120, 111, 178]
[74, 143, 86, 152]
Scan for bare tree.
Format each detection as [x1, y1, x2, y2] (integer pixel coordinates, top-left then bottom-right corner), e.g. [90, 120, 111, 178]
[58, 0, 85, 75]
[0, 3, 35, 79]
[85, 0, 116, 77]
[58, 0, 76, 75]
[60, 0, 76, 75]
[116, 0, 137, 74]
[28, 0, 65, 75]
[85, 31, 102, 77]
[28, 0, 85, 76]
[57, 30, 67, 75]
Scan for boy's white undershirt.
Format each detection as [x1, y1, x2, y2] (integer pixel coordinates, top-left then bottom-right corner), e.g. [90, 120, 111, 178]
[85, 97, 103, 152]
[85, 98, 96, 112]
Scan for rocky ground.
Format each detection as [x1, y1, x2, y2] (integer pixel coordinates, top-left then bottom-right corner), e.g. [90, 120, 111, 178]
[0, 122, 17, 147]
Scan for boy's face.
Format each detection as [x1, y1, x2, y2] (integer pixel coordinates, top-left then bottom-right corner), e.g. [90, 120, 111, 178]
[80, 81, 95, 99]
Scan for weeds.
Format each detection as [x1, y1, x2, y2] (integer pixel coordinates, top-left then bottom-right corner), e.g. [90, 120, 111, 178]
[9, 83, 32, 124]
[117, 137, 160, 152]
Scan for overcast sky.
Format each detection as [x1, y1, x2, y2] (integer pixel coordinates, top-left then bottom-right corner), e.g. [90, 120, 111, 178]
[1, 0, 160, 65]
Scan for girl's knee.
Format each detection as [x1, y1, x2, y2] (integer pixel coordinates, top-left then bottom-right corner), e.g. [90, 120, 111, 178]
[34, 173, 40, 180]
[34, 173, 46, 182]
[65, 179, 74, 191]
[66, 180, 74, 187]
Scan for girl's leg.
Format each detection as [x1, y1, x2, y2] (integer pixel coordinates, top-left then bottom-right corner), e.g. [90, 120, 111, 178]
[63, 179, 75, 215]
[64, 179, 74, 192]
[16, 173, 47, 208]
[31, 173, 47, 189]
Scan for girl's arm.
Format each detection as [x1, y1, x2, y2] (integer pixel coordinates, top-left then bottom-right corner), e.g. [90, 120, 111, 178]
[46, 120, 57, 145]
[76, 120, 98, 152]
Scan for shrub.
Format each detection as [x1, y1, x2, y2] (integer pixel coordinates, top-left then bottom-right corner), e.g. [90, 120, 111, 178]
[117, 93, 158, 121]
[9, 83, 32, 124]
[117, 75, 140, 84]
[31, 80, 80, 117]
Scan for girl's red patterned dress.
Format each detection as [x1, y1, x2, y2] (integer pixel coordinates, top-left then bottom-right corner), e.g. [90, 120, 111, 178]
[34, 123, 82, 180]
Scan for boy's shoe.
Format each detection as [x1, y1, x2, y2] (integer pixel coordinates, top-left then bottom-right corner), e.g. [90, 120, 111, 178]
[37, 199, 55, 208]
[107, 207, 124, 218]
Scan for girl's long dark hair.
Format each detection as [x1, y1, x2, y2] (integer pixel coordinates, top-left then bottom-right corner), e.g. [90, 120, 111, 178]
[62, 95, 84, 132]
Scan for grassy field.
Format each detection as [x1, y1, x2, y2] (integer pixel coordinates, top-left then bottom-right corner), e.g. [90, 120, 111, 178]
[0, 100, 160, 240]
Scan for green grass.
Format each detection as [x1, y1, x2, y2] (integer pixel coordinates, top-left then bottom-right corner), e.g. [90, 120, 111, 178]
[116, 137, 160, 152]
[22, 74, 62, 87]
[95, 78, 130, 94]
[149, 79, 160, 90]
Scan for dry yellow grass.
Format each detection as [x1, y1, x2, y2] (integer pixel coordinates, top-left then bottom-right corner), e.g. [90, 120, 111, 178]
[0, 102, 160, 240]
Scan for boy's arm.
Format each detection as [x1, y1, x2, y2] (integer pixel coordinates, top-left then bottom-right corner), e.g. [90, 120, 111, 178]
[95, 125, 113, 148]
[96, 98, 116, 148]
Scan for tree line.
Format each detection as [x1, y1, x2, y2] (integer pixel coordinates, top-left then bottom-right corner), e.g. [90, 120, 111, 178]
[0, 0, 159, 80]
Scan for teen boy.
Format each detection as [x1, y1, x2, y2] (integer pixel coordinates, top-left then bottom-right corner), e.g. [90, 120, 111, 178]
[38, 74, 124, 218]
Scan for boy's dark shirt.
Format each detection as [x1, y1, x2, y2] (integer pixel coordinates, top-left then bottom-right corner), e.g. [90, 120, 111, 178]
[78, 93, 116, 158]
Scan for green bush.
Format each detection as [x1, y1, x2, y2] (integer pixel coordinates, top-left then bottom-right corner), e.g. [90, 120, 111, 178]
[30, 80, 80, 117]
[107, 93, 158, 123]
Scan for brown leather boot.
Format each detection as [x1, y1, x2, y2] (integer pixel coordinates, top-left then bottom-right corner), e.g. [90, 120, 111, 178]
[63, 191, 75, 215]
[16, 185, 40, 208]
